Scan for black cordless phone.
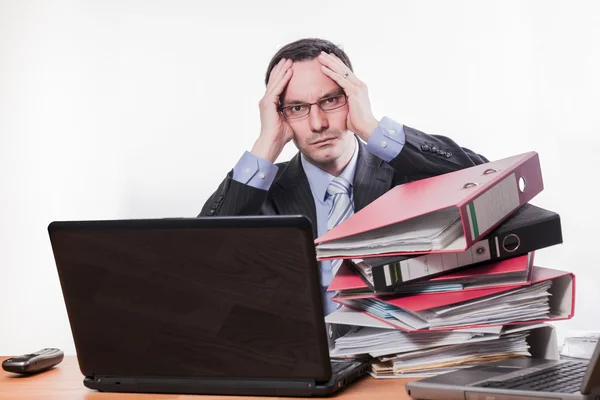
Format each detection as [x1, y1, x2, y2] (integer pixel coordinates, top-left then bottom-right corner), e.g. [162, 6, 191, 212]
[2, 348, 64, 374]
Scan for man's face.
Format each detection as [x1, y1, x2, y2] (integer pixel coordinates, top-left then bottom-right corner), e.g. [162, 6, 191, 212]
[280, 58, 354, 167]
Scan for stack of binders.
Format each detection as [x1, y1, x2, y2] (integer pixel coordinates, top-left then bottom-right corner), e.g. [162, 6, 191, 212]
[315, 151, 574, 378]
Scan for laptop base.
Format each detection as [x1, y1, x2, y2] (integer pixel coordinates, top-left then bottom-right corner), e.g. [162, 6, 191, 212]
[85, 363, 369, 397]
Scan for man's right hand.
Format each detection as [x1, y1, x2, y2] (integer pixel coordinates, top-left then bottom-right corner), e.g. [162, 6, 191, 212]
[251, 58, 295, 163]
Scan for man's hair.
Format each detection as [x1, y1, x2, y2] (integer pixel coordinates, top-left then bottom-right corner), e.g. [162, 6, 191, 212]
[264, 38, 353, 86]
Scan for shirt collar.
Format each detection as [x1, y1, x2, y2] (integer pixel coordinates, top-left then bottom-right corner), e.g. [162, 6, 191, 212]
[301, 135, 359, 203]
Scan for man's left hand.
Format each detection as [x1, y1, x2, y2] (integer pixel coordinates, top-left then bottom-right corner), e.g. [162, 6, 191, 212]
[317, 51, 379, 141]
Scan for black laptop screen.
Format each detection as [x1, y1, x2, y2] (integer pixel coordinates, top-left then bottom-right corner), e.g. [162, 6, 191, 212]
[48, 217, 331, 381]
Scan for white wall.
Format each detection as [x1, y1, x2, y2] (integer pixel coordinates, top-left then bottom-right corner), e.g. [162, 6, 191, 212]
[1, 0, 599, 356]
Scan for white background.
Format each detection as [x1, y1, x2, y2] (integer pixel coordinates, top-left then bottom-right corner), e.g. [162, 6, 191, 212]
[1, 0, 599, 356]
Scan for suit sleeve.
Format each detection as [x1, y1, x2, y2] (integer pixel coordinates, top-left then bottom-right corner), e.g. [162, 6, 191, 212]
[198, 152, 279, 217]
[366, 117, 488, 178]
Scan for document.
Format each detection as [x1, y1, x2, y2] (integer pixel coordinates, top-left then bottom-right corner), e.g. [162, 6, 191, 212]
[339, 280, 552, 330]
[358, 326, 542, 378]
[560, 331, 600, 360]
[330, 325, 504, 358]
[316, 209, 463, 258]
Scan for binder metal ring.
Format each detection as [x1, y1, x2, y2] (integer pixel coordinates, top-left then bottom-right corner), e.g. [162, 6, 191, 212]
[502, 234, 520, 252]
[463, 182, 479, 189]
[518, 176, 527, 193]
[483, 168, 498, 175]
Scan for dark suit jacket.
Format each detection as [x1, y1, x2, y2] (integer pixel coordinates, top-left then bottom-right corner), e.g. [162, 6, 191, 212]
[199, 126, 488, 237]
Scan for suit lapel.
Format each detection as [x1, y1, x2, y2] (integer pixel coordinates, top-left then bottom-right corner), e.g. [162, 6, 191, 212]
[270, 138, 395, 236]
[353, 139, 395, 212]
[271, 153, 319, 237]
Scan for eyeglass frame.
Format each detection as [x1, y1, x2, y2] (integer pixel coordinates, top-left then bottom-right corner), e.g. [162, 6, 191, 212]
[278, 93, 348, 120]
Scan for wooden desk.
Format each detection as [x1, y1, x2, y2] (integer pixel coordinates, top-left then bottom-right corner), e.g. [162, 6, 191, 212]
[0, 356, 414, 400]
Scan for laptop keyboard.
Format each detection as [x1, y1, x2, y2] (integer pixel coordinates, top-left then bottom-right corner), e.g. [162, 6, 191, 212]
[476, 361, 587, 393]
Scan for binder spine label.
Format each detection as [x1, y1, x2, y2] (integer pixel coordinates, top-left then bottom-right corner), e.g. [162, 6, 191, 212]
[384, 265, 392, 286]
[468, 173, 520, 240]
[468, 203, 479, 238]
[384, 262, 402, 286]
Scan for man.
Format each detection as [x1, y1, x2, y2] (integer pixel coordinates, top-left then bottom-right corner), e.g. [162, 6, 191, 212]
[200, 38, 488, 316]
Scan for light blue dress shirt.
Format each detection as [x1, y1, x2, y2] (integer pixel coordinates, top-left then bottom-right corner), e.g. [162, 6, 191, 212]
[231, 116, 406, 315]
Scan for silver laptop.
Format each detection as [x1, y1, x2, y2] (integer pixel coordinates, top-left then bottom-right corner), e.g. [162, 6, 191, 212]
[406, 337, 600, 400]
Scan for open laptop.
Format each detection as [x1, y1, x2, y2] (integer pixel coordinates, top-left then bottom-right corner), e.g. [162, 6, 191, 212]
[47, 215, 368, 397]
[406, 335, 600, 399]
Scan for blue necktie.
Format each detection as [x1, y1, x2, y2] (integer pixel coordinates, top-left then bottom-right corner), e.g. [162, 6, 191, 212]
[326, 176, 354, 277]
[324, 176, 354, 344]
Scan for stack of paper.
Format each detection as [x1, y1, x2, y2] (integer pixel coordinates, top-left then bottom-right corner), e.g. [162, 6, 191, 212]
[381, 333, 530, 376]
[326, 266, 574, 377]
[340, 280, 552, 330]
[316, 209, 463, 258]
[331, 324, 542, 379]
[371, 340, 528, 378]
[330, 325, 504, 358]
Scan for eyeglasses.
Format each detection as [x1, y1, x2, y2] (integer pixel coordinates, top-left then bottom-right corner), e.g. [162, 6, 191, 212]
[279, 94, 347, 119]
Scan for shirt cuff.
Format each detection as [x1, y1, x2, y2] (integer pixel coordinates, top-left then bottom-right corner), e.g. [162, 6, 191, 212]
[232, 151, 279, 190]
[366, 116, 406, 162]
